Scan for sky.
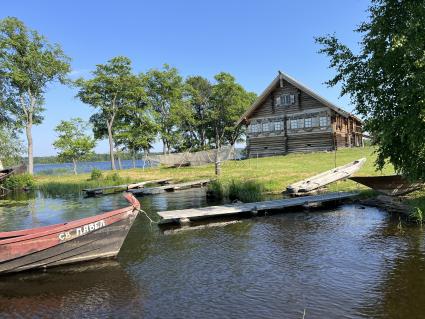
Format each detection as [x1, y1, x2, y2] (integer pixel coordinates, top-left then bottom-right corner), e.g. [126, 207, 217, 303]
[2, 0, 370, 156]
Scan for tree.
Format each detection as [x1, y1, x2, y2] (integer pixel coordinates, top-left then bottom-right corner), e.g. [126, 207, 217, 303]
[179, 76, 213, 151]
[144, 64, 185, 154]
[316, 0, 425, 180]
[209, 72, 256, 175]
[0, 125, 23, 167]
[76, 56, 144, 170]
[114, 106, 158, 168]
[53, 118, 96, 175]
[0, 17, 71, 174]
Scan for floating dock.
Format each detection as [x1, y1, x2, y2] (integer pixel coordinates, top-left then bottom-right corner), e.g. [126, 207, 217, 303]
[128, 179, 210, 196]
[83, 179, 171, 197]
[157, 191, 359, 225]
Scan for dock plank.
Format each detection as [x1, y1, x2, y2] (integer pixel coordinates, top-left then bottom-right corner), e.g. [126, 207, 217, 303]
[129, 179, 210, 196]
[157, 191, 358, 224]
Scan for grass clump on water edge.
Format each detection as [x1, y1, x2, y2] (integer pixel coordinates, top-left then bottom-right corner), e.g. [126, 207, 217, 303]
[207, 179, 264, 203]
[38, 170, 134, 196]
[2, 173, 35, 190]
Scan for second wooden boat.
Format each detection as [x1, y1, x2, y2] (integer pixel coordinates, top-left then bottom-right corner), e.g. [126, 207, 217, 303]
[0, 193, 140, 274]
[349, 175, 423, 196]
[286, 158, 366, 194]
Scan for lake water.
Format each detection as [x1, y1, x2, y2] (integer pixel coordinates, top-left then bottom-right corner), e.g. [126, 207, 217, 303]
[34, 159, 157, 175]
[0, 189, 424, 318]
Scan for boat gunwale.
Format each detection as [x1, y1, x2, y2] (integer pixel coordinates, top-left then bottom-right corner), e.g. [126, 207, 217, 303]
[0, 193, 140, 244]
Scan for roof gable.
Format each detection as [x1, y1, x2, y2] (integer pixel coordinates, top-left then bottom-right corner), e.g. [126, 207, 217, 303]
[237, 71, 361, 125]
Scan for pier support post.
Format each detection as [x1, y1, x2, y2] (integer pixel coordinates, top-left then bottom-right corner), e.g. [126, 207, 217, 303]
[179, 217, 191, 226]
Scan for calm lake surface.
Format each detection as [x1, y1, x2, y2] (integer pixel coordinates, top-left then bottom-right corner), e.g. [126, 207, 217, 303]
[0, 189, 425, 318]
[34, 159, 157, 175]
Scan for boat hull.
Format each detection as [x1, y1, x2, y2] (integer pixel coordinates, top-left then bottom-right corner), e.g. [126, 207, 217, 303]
[0, 194, 140, 274]
[349, 175, 423, 196]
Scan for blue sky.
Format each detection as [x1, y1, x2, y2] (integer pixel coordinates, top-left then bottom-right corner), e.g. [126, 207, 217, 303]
[2, 0, 370, 156]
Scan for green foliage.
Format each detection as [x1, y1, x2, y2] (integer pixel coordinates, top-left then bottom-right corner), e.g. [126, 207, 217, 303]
[106, 172, 123, 182]
[75, 56, 145, 170]
[144, 64, 186, 153]
[90, 168, 103, 180]
[3, 173, 35, 189]
[209, 72, 257, 148]
[207, 179, 264, 202]
[316, 1, 425, 180]
[53, 118, 96, 174]
[409, 208, 424, 224]
[0, 125, 23, 166]
[0, 17, 71, 174]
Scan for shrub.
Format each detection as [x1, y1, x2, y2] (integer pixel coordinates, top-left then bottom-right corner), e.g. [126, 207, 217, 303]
[106, 172, 122, 182]
[2, 173, 35, 190]
[228, 179, 264, 202]
[207, 180, 225, 200]
[90, 168, 103, 180]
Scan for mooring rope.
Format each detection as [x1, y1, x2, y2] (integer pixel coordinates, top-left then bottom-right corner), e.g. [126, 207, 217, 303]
[135, 207, 161, 224]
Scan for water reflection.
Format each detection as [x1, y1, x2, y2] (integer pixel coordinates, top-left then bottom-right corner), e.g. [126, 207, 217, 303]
[1, 189, 425, 318]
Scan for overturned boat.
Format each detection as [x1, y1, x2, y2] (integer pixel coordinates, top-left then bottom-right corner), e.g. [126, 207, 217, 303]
[349, 175, 423, 196]
[286, 158, 366, 194]
[0, 193, 140, 274]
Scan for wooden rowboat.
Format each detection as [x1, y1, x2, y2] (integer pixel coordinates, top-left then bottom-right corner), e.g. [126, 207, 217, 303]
[286, 158, 367, 194]
[0, 193, 140, 274]
[349, 175, 423, 196]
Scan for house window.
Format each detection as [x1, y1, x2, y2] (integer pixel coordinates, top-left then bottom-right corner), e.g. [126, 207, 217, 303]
[297, 118, 304, 129]
[304, 118, 312, 128]
[319, 116, 328, 127]
[262, 122, 270, 132]
[290, 119, 298, 129]
[250, 123, 261, 133]
[280, 94, 295, 106]
[312, 117, 319, 127]
[274, 121, 283, 131]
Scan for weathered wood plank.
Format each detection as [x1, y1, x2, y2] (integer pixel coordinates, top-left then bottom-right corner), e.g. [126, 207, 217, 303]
[83, 178, 172, 196]
[157, 191, 359, 224]
[129, 179, 210, 196]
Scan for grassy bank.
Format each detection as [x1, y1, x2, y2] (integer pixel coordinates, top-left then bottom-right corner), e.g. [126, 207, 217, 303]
[34, 147, 389, 193]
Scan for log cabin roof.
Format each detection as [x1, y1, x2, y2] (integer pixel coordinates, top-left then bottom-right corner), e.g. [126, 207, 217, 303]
[237, 71, 362, 125]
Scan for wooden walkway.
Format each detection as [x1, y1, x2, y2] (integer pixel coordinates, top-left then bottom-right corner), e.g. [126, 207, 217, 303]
[128, 179, 210, 196]
[157, 191, 359, 225]
[83, 179, 171, 196]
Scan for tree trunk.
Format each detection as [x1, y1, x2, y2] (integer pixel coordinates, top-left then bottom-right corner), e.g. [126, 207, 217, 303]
[107, 122, 116, 170]
[162, 139, 167, 155]
[117, 152, 123, 170]
[72, 158, 77, 175]
[132, 151, 136, 169]
[26, 120, 34, 175]
[215, 135, 221, 176]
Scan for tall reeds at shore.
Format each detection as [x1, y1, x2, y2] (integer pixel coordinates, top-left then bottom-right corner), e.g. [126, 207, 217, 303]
[207, 179, 265, 203]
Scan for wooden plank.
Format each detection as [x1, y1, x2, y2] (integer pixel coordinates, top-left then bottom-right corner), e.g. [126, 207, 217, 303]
[129, 179, 210, 196]
[157, 191, 358, 224]
[83, 178, 172, 196]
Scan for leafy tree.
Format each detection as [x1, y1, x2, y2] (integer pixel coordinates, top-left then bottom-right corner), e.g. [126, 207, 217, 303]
[209, 72, 256, 175]
[144, 64, 185, 154]
[76, 56, 144, 170]
[0, 17, 71, 174]
[114, 106, 158, 168]
[0, 125, 23, 167]
[179, 76, 213, 151]
[53, 118, 96, 175]
[316, 0, 425, 180]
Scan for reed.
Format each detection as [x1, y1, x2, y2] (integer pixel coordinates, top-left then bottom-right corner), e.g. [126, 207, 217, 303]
[207, 179, 264, 203]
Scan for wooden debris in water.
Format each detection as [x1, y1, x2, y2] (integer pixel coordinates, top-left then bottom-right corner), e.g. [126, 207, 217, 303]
[286, 158, 366, 195]
[83, 178, 171, 197]
[162, 220, 242, 235]
[157, 191, 359, 225]
[128, 179, 210, 196]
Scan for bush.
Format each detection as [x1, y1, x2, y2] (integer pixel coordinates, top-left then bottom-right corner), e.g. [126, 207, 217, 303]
[207, 180, 225, 200]
[228, 180, 264, 202]
[106, 172, 122, 182]
[90, 168, 103, 180]
[2, 173, 35, 190]
[207, 179, 264, 202]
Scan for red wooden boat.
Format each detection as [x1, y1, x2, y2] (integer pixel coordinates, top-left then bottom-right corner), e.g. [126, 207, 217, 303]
[0, 193, 140, 274]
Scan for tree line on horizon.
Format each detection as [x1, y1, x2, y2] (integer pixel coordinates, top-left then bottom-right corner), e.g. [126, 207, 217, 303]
[0, 17, 256, 175]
